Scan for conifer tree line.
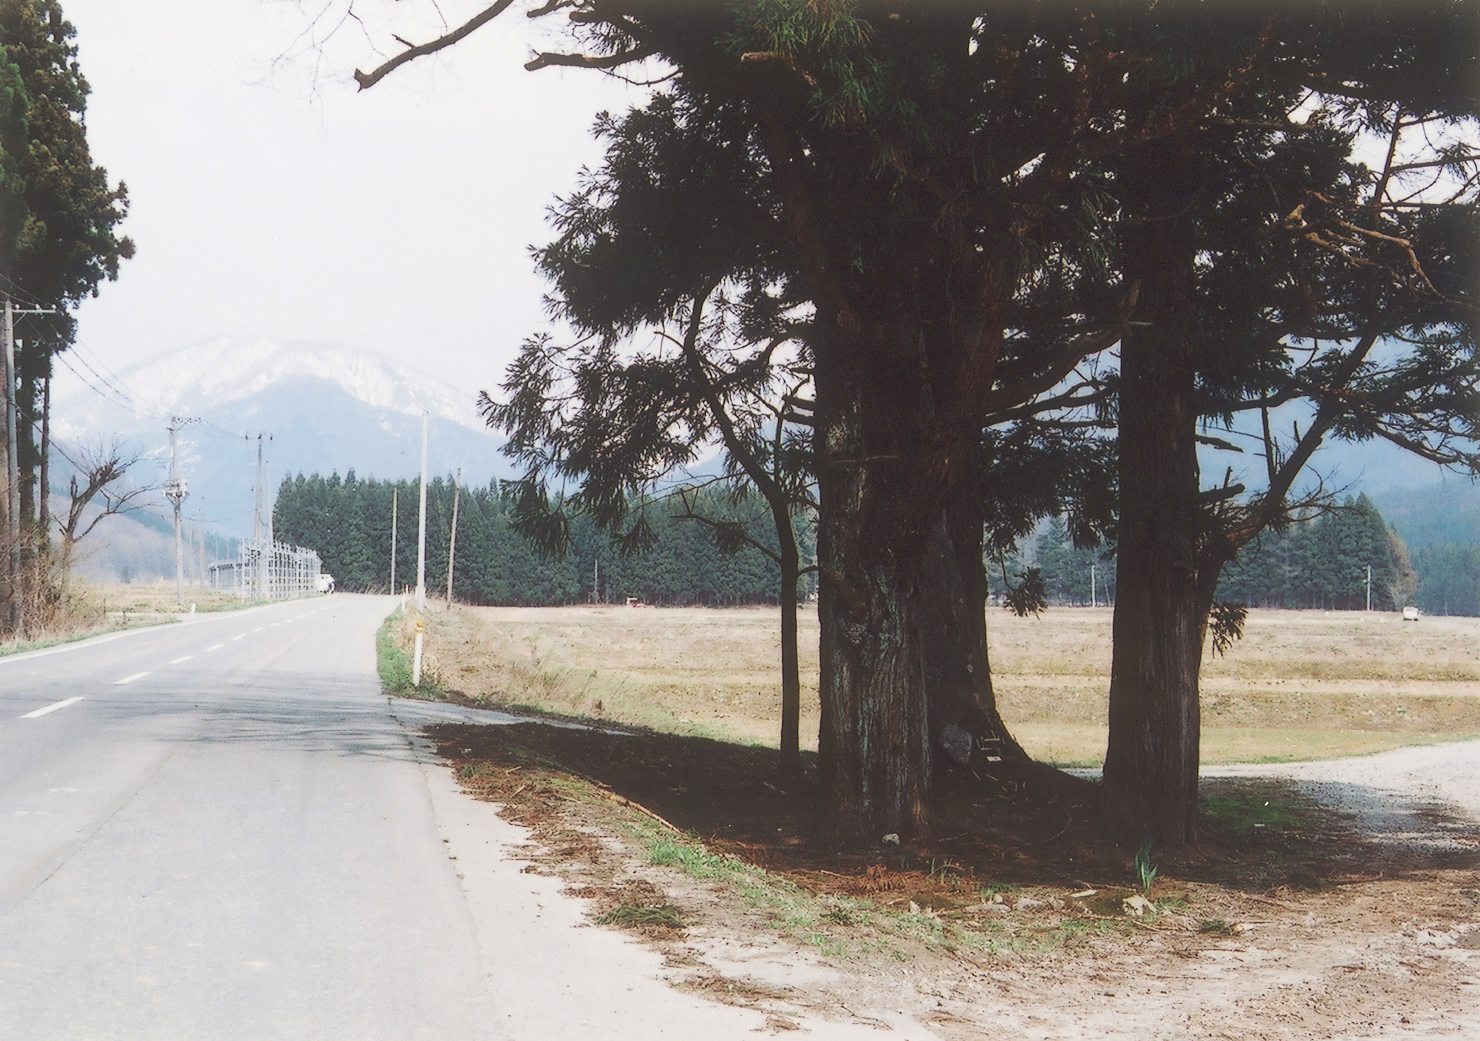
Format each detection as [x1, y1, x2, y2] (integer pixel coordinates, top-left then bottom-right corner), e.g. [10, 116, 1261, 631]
[1005, 496, 1478, 617]
[1216, 494, 1414, 612]
[272, 471, 815, 608]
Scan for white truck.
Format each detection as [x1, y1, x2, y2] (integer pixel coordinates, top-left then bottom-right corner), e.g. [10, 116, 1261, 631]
[315, 572, 336, 594]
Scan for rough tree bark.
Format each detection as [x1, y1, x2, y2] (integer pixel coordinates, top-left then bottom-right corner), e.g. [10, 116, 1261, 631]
[1102, 145, 1204, 846]
[813, 290, 1018, 840]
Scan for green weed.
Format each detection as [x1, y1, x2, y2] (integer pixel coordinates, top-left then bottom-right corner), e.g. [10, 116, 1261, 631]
[1135, 841, 1158, 895]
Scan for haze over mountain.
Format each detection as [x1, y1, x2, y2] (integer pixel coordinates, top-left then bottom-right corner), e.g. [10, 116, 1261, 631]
[52, 338, 516, 543]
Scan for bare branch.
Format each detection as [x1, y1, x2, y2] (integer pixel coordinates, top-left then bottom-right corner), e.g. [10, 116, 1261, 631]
[525, 44, 658, 72]
[354, 0, 518, 91]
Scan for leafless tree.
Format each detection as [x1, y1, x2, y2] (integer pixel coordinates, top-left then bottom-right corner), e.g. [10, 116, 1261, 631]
[54, 439, 152, 571]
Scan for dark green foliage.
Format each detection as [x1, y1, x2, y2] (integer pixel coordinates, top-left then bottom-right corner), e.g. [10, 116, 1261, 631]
[1217, 495, 1414, 611]
[999, 566, 1047, 620]
[1207, 602, 1247, 658]
[0, 0, 133, 518]
[1413, 544, 1480, 617]
[273, 472, 811, 608]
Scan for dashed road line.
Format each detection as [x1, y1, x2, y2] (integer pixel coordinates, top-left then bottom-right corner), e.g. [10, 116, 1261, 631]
[168, 655, 193, 665]
[232, 634, 247, 641]
[22, 697, 85, 719]
[114, 671, 152, 685]
[205, 644, 224, 652]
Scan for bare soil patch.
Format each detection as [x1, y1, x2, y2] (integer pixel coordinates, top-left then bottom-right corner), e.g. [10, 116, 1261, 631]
[428, 720, 1480, 1041]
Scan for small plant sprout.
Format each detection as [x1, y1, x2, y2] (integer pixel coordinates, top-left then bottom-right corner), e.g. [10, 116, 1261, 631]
[1135, 840, 1158, 895]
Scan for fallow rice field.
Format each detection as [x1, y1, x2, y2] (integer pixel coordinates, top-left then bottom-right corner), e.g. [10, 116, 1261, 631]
[408, 604, 1480, 767]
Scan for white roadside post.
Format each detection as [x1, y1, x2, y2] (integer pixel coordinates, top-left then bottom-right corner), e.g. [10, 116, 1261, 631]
[412, 617, 426, 688]
[415, 411, 428, 612]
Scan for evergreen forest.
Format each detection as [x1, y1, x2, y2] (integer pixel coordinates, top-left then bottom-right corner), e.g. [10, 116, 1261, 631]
[277, 473, 1477, 617]
[272, 472, 814, 608]
[994, 493, 1478, 617]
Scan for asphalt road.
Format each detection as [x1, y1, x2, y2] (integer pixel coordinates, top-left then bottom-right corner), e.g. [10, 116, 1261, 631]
[0, 594, 507, 1041]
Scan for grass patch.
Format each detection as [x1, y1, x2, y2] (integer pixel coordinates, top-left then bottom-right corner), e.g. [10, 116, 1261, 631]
[1199, 918, 1239, 937]
[0, 615, 181, 659]
[1201, 783, 1313, 834]
[596, 903, 687, 929]
[377, 606, 443, 699]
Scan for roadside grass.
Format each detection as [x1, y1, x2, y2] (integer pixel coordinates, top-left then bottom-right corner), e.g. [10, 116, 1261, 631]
[377, 606, 444, 699]
[90, 581, 252, 616]
[450, 732, 1138, 963]
[0, 578, 208, 658]
[627, 814, 1155, 961]
[0, 614, 180, 659]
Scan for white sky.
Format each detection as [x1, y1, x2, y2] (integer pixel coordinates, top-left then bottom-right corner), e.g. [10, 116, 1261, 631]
[59, 0, 641, 395]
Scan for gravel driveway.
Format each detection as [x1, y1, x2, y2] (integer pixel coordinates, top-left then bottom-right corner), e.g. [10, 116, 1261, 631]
[1204, 739, 1480, 856]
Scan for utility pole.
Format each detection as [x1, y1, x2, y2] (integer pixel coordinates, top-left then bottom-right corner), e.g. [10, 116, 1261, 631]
[251, 434, 265, 544]
[165, 417, 198, 606]
[1090, 563, 1097, 608]
[1366, 565, 1372, 612]
[445, 468, 461, 608]
[249, 433, 272, 599]
[390, 485, 398, 595]
[38, 372, 49, 539]
[1, 295, 59, 629]
[197, 505, 206, 590]
[3, 295, 18, 627]
[415, 411, 428, 611]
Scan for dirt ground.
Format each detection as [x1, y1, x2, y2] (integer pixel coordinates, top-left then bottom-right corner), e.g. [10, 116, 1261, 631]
[425, 720, 1480, 1041]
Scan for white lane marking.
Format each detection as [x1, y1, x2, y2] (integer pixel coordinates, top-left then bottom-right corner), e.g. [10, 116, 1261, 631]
[114, 671, 152, 685]
[232, 634, 247, 641]
[251, 627, 265, 633]
[22, 697, 85, 719]
[168, 655, 194, 665]
[205, 644, 224, 652]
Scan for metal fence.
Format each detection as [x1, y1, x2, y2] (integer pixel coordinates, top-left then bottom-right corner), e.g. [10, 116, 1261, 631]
[208, 540, 322, 602]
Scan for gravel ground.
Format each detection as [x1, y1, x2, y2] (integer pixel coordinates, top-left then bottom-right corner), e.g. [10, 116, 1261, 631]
[1204, 739, 1480, 856]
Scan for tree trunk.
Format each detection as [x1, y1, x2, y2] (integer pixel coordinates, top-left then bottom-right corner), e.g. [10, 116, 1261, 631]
[815, 355, 932, 841]
[813, 305, 1015, 841]
[1102, 162, 1203, 847]
[920, 442, 1027, 767]
[772, 495, 802, 776]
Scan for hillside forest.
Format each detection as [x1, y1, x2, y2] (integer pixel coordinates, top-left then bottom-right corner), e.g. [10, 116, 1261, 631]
[274, 473, 1479, 618]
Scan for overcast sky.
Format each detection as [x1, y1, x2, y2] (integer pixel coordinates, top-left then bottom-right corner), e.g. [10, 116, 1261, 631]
[59, 0, 640, 396]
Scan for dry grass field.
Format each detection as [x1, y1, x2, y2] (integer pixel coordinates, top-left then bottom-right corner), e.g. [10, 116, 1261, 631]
[413, 602, 1480, 766]
[0, 580, 258, 657]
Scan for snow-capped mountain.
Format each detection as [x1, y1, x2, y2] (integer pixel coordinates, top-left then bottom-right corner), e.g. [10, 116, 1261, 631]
[52, 338, 517, 542]
[54, 337, 489, 438]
